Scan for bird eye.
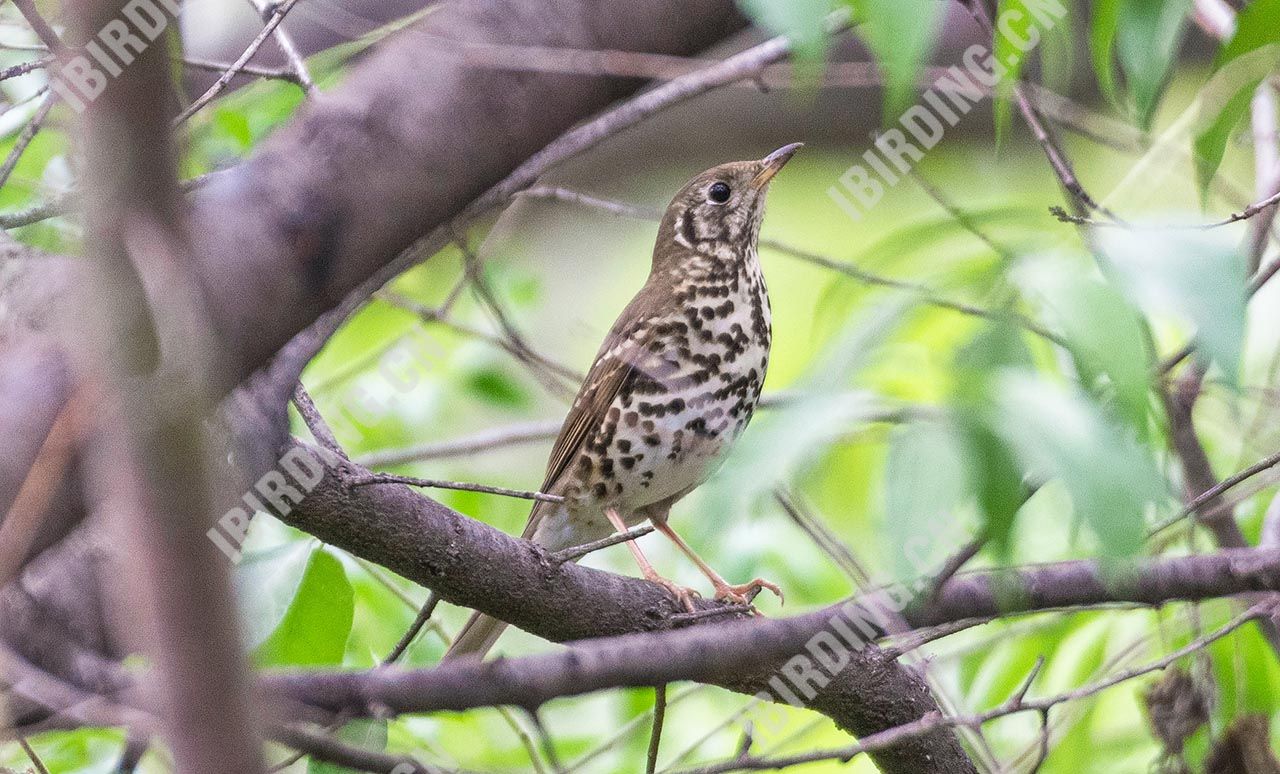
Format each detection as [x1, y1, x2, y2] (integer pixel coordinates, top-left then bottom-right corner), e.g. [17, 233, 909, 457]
[707, 181, 731, 204]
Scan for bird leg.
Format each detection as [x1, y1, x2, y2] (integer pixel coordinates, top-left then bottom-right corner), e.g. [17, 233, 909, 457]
[651, 520, 783, 610]
[605, 508, 699, 612]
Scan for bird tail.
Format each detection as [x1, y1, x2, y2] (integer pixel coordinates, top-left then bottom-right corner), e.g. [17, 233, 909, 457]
[443, 612, 509, 660]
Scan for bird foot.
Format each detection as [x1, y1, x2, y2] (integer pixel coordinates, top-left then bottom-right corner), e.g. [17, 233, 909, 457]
[713, 577, 784, 612]
[648, 575, 702, 612]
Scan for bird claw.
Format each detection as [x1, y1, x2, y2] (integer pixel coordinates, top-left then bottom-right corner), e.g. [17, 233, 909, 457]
[713, 577, 784, 612]
[650, 576, 702, 612]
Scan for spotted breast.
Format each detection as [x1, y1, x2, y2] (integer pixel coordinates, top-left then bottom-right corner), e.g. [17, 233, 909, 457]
[545, 249, 771, 547]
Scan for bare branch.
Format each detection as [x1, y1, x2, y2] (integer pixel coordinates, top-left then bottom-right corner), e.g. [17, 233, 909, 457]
[273, 438, 973, 773]
[174, 0, 305, 124]
[646, 685, 667, 774]
[291, 384, 347, 458]
[246, 0, 315, 93]
[0, 93, 55, 190]
[348, 471, 565, 504]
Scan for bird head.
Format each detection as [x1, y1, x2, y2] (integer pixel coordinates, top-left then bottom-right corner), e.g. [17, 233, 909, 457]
[656, 143, 802, 263]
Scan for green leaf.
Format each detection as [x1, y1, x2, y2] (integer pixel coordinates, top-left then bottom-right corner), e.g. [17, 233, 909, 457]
[1192, 85, 1255, 200]
[1219, 0, 1280, 62]
[1097, 228, 1248, 383]
[309, 720, 389, 774]
[956, 417, 1028, 559]
[1192, 0, 1280, 196]
[465, 364, 531, 409]
[236, 541, 315, 650]
[1089, 0, 1121, 105]
[252, 546, 354, 667]
[1014, 255, 1152, 435]
[738, 0, 833, 78]
[951, 321, 1034, 556]
[992, 0, 1071, 145]
[883, 423, 969, 580]
[988, 371, 1167, 557]
[1038, 2, 1076, 96]
[214, 108, 253, 151]
[953, 318, 1034, 404]
[847, 0, 945, 119]
[1115, 0, 1190, 129]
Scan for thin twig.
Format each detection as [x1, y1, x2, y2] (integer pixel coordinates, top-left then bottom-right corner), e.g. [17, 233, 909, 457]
[173, 0, 305, 125]
[962, 1, 1109, 218]
[0, 93, 55, 189]
[562, 687, 705, 773]
[348, 472, 564, 503]
[0, 56, 52, 82]
[550, 525, 655, 564]
[1149, 447, 1280, 536]
[765, 239, 1066, 346]
[356, 419, 562, 468]
[925, 538, 986, 606]
[378, 291, 582, 385]
[270, 724, 434, 774]
[1158, 255, 1280, 374]
[518, 186, 662, 219]
[18, 737, 51, 774]
[1050, 186, 1280, 230]
[246, 0, 315, 93]
[356, 393, 913, 468]
[179, 56, 299, 82]
[292, 384, 347, 458]
[909, 170, 1016, 260]
[881, 618, 995, 658]
[10, 0, 64, 52]
[674, 605, 1271, 773]
[453, 234, 580, 397]
[646, 685, 667, 774]
[383, 591, 441, 665]
[524, 710, 564, 774]
[0, 169, 217, 230]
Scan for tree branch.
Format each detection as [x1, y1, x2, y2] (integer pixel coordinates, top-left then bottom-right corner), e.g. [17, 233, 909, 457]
[273, 438, 975, 773]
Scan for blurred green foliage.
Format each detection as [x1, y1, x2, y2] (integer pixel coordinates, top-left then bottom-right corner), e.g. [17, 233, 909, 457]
[3, 0, 1280, 771]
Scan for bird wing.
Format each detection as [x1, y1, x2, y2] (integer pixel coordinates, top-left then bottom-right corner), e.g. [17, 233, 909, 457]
[522, 291, 669, 540]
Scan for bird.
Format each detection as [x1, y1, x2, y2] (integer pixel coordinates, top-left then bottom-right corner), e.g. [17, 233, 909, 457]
[445, 143, 802, 659]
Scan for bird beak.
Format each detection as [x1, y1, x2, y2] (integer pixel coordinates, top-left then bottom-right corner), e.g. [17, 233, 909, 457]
[750, 142, 803, 189]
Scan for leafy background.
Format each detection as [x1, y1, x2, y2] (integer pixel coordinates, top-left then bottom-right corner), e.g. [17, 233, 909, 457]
[3, 0, 1280, 770]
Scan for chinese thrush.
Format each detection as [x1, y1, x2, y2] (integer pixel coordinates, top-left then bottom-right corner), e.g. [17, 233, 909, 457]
[447, 143, 801, 659]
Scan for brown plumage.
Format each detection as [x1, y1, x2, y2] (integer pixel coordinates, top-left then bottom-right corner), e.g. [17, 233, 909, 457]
[447, 144, 801, 659]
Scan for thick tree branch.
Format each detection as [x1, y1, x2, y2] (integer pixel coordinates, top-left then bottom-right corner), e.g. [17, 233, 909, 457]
[265, 465, 1280, 726]
[275, 439, 975, 773]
